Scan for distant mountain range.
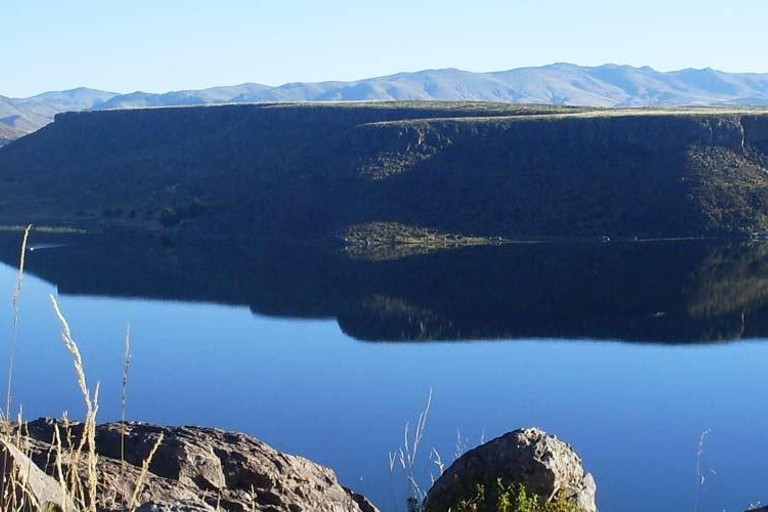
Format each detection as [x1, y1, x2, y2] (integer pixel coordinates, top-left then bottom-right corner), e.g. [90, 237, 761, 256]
[0, 87, 118, 137]
[0, 122, 26, 147]
[4, 63, 768, 138]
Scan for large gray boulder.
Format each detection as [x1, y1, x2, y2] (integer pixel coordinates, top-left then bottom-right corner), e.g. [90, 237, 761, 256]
[424, 427, 597, 512]
[22, 418, 378, 512]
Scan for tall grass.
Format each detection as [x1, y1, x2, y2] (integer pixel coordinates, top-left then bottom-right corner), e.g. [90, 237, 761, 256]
[0, 228, 163, 511]
[390, 390, 490, 512]
[121, 325, 132, 479]
[127, 432, 163, 512]
[5, 223, 32, 421]
[693, 428, 712, 512]
[389, 388, 434, 507]
[50, 294, 101, 511]
[0, 224, 33, 512]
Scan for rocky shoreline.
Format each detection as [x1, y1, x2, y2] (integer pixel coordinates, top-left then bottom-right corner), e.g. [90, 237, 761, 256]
[0, 418, 600, 512]
[8, 418, 377, 512]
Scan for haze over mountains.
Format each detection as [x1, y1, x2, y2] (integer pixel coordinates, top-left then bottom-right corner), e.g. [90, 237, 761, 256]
[4, 63, 768, 137]
[0, 87, 117, 134]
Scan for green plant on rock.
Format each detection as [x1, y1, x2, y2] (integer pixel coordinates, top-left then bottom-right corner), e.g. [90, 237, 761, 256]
[450, 479, 587, 512]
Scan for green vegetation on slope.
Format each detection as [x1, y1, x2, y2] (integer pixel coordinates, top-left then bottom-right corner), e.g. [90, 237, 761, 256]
[1, 102, 768, 242]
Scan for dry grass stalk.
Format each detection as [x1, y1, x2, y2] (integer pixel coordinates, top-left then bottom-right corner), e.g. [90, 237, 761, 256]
[392, 389, 433, 501]
[128, 432, 164, 512]
[50, 294, 100, 512]
[5, 223, 33, 422]
[429, 448, 445, 485]
[121, 325, 132, 488]
[50, 296, 93, 414]
[455, 429, 471, 460]
[0, 225, 33, 512]
[0, 234, 167, 511]
[693, 428, 712, 512]
[52, 424, 72, 512]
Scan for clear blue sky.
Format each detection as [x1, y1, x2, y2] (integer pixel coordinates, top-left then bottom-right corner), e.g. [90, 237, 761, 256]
[3, 0, 767, 97]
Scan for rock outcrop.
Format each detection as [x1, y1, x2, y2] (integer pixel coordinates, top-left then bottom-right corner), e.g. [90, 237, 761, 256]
[424, 427, 596, 512]
[18, 418, 378, 512]
[0, 438, 75, 511]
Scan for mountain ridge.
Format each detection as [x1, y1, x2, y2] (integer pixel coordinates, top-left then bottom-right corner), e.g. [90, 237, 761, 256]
[4, 63, 768, 139]
[0, 87, 120, 142]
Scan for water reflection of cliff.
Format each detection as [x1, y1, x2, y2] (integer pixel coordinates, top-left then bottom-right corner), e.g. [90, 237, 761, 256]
[3, 233, 768, 343]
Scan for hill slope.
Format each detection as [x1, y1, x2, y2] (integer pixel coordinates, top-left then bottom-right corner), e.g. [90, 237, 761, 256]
[14, 87, 119, 119]
[1, 102, 768, 242]
[0, 95, 48, 133]
[0, 123, 26, 147]
[0, 88, 119, 136]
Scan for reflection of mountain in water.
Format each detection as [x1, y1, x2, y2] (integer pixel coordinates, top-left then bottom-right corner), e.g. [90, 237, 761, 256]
[2, 233, 768, 343]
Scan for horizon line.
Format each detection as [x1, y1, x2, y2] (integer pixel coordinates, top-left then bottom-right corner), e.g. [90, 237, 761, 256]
[6, 62, 768, 100]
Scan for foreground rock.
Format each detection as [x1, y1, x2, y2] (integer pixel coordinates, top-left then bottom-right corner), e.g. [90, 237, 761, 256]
[0, 438, 75, 511]
[424, 427, 596, 512]
[18, 418, 377, 512]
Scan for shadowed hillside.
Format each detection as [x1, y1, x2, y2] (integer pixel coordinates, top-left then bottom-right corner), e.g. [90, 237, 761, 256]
[2, 103, 768, 242]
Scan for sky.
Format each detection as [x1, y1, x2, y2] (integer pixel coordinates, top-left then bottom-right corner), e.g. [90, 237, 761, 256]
[3, 0, 768, 97]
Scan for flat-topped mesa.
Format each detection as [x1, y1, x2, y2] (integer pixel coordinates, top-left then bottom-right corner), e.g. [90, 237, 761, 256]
[2, 104, 768, 240]
[49, 101, 577, 127]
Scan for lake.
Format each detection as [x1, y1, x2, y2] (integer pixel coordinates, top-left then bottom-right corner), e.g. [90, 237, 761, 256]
[1, 232, 767, 512]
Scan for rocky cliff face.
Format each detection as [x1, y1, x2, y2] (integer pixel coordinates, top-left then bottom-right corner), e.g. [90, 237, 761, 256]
[0, 104, 767, 240]
[352, 112, 753, 159]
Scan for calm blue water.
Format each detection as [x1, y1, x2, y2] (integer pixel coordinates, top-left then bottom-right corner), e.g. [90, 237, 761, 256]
[1, 237, 767, 512]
